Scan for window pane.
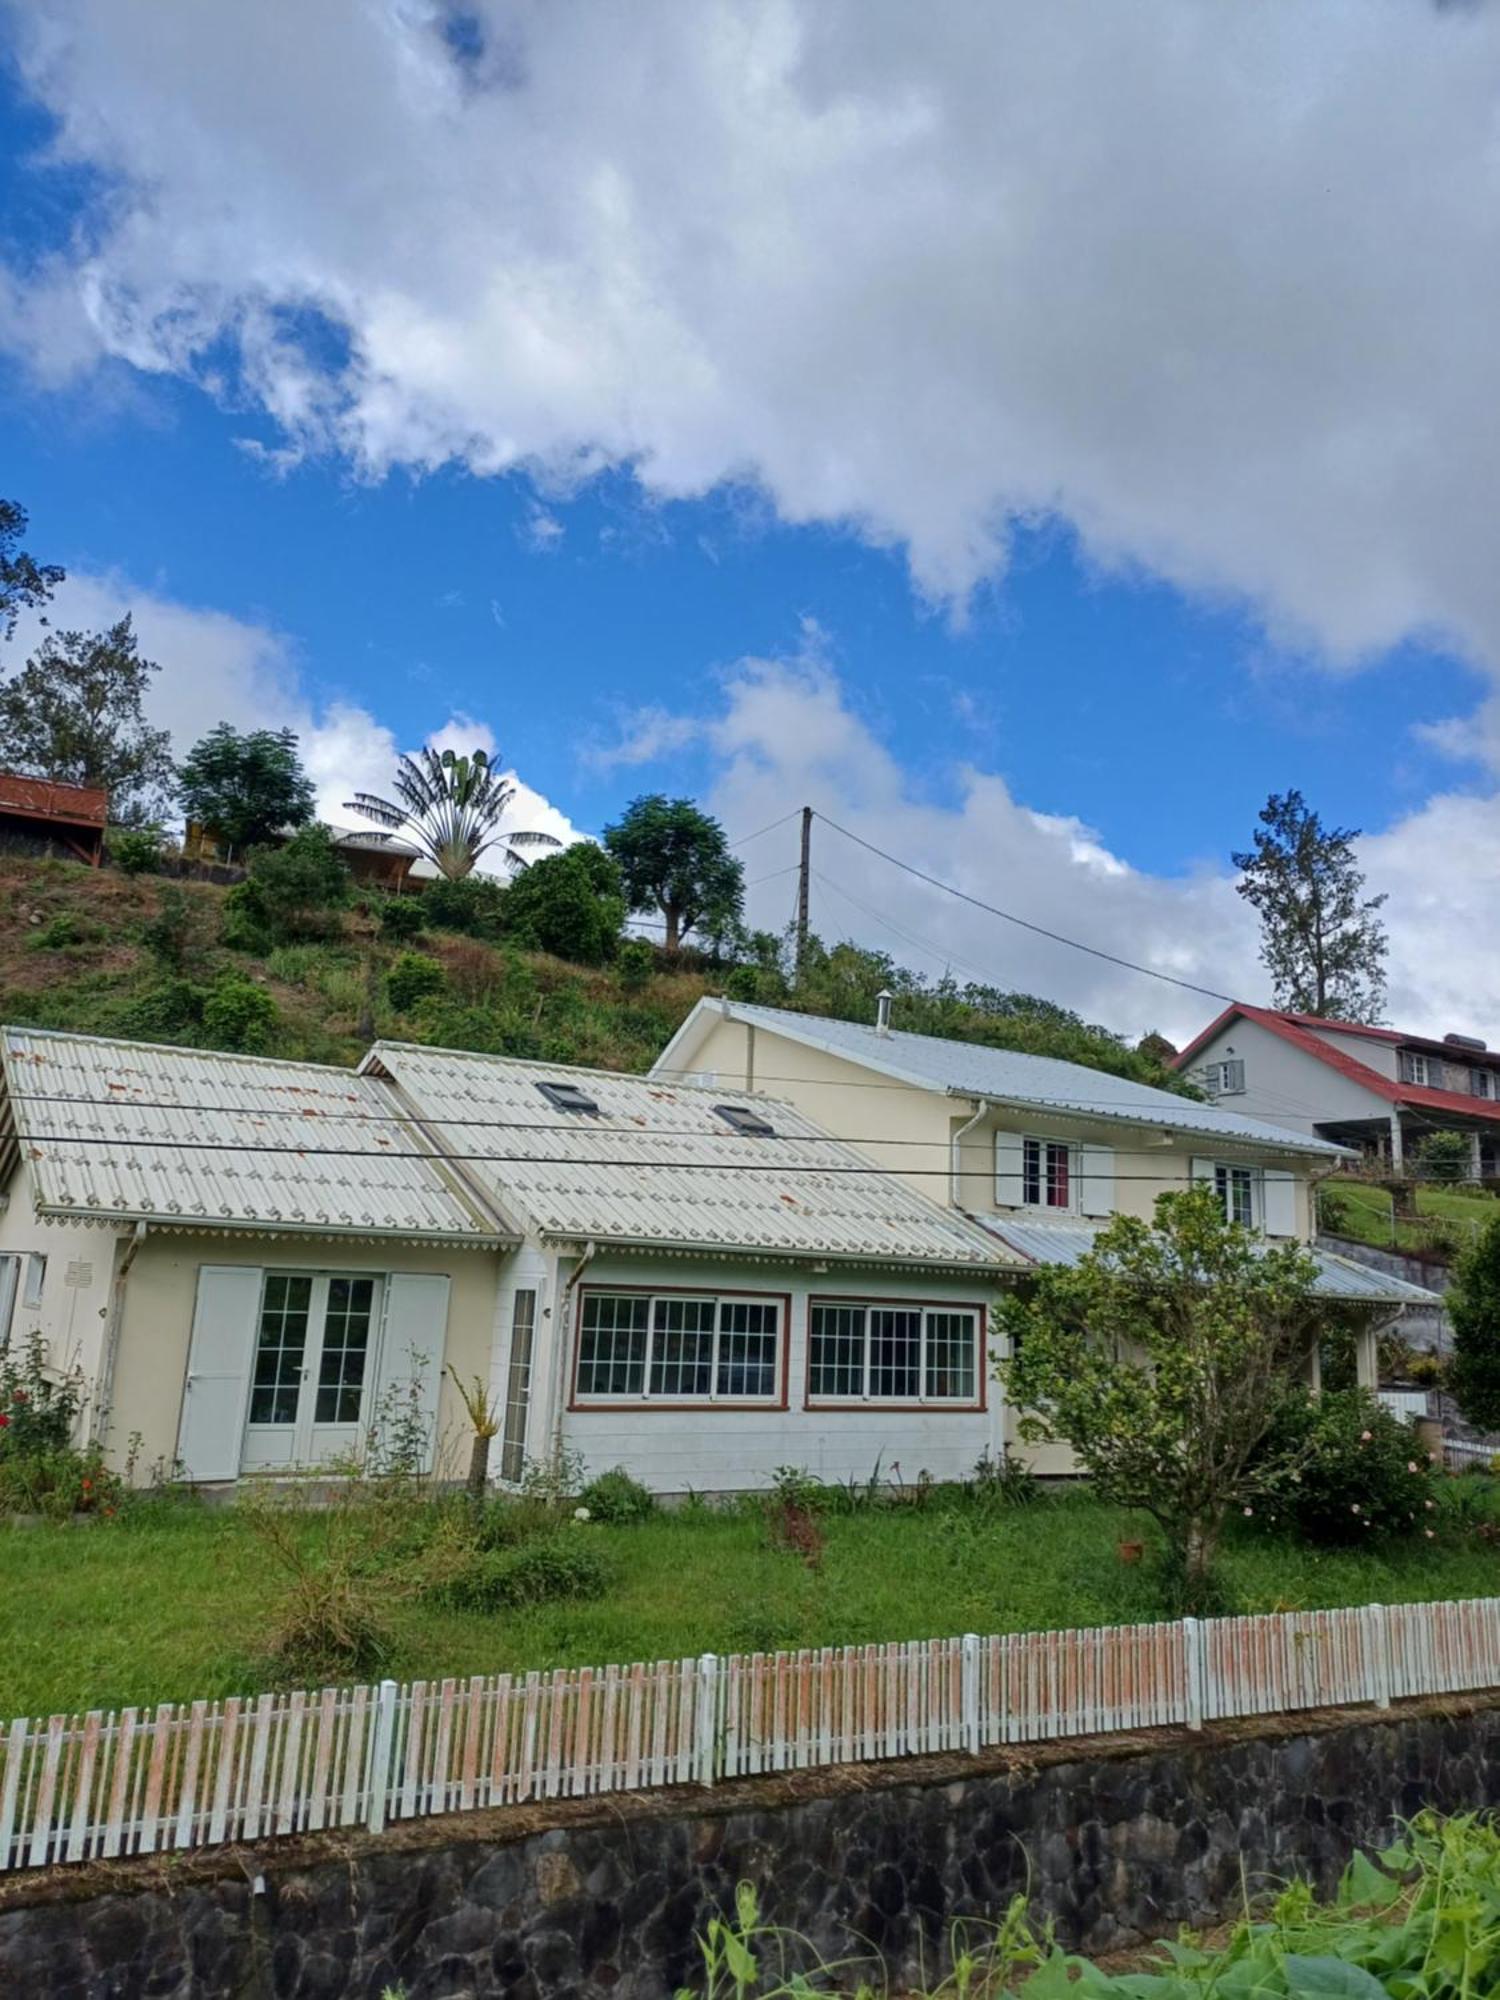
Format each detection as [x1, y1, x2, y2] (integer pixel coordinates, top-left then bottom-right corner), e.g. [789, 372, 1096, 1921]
[315, 1275, 375, 1424]
[650, 1297, 716, 1398]
[500, 1289, 537, 1483]
[576, 1293, 650, 1397]
[1214, 1165, 1254, 1228]
[717, 1300, 779, 1399]
[869, 1308, 921, 1400]
[249, 1274, 312, 1425]
[1045, 1143, 1070, 1208]
[809, 1304, 864, 1397]
[925, 1312, 976, 1400]
[1021, 1138, 1041, 1206]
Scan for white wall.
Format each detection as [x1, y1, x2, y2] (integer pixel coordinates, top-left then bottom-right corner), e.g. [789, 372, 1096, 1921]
[0, 1157, 122, 1399]
[1185, 1019, 1390, 1135]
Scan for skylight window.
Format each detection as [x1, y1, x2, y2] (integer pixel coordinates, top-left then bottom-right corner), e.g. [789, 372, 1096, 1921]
[536, 1080, 599, 1117]
[714, 1103, 776, 1138]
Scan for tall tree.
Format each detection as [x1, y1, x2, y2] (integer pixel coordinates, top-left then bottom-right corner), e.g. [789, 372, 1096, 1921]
[999, 1185, 1327, 1599]
[0, 616, 174, 824]
[177, 723, 316, 853]
[346, 745, 560, 880]
[603, 795, 744, 953]
[0, 500, 65, 641]
[1448, 1215, 1500, 1435]
[1232, 789, 1388, 1020]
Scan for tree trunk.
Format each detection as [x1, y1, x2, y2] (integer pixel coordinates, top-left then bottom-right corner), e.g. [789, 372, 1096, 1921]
[466, 1432, 491, 1512]
[1183, 1516, 1221, 1601]
[663, 905, 681, 954]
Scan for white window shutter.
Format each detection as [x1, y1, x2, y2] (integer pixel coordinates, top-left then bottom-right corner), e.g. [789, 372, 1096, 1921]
[995, 1131, 1025, 1207]
[176, 1266, 262, 1482]
[1079, 1145, 1115, 1218]
[1262, 1168, 1298, 1238]
[372, 1273, 451, 1475]
[1190, 1156, 1217, 1185]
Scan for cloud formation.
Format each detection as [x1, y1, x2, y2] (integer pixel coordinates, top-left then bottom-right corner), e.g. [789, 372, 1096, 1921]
[5, 0, 1500, 672]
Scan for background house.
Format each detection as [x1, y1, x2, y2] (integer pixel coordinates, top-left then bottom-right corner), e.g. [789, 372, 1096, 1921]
[1174, 1003, 1500, 1180]
[0, 772, 107, 867]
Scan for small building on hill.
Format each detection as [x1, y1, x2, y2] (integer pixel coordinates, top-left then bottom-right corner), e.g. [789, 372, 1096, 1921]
[0, 772, 107, 866]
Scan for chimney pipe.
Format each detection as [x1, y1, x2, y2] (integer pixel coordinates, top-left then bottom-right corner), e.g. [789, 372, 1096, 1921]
[875, 989, 893, 1037]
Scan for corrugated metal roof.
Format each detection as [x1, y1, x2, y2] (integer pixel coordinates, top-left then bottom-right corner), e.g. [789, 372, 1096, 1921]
[967, 1213, 1441, 1304]
[1, 1026, 509, 1245]
[365, 1043, 1021, 1271]
[665, 1002, 1346, 1157]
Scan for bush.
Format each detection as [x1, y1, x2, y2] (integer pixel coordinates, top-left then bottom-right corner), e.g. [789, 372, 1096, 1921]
[1254, 1389, 1437, 1544]
[578, 1465, 657, 1525]
[1419, 1129, 1475, 1185]
[27, 910, 103, 951]
[500, 844, 626, 965]
[436, 1531, 612, 1611]
[223, 824, 351, 948]
[140, 883, 197, 972]
[114, 977, 206, 1039]
[615, 937, 656, 994]
[386, 949, 446, 1013]
[422, 874, 508, 940]
[201, 974, 279, 1053]
[0, 1333, 83, 1459]
[378, 895, 426, 942]
[111, 826, 164, 875]
[0, 1441, 122, 1520]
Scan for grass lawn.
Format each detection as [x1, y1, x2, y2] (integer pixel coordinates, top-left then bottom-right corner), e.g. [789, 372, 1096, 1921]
[1321, 1178, 1496, 1258]
[7, 1492, 1500, 1720]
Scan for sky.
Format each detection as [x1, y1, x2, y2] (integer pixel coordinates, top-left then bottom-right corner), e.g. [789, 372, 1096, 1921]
[1, 0, 1497, 1047]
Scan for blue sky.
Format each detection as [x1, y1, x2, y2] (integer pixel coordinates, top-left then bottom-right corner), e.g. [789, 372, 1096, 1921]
[2, 5, 1498, 1039]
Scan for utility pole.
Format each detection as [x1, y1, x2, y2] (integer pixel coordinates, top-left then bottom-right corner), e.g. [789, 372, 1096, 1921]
[795, 806, 812, 983]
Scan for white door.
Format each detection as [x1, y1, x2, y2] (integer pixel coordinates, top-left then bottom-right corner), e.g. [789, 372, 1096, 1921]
[241, 1272, 385, 1470]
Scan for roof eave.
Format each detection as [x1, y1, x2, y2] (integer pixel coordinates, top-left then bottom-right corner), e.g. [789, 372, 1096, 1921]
[32, 1201, 517, 1249]
[536, 1226, 1020, 1273]
[937, 1083, 1346, 1158]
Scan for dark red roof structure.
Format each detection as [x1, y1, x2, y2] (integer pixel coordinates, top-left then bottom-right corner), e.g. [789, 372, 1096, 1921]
[0, 772, 108, 865]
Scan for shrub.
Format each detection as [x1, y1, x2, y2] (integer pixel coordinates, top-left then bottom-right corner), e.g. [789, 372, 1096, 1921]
[1254, 1389, 1437, 1543]
[579, 1465, 657, 1525]
[436, 1531, 612, 1611]
[201, 974, 279, 1053]
[113, 978, 206, 1039]
[111, 826, 164, 875]
[27, 910, 103, 951]
[1451, 1214, 1500, 1430]
[0, 1441, 122, 1520]
[378, 895, 426, 942]
[264, 1561, 395, 1684]
[614, 937, 655, 994]
[499, 844, 626, 965]
[422, 874, 508, 940]
[140, 883, 198, 972]
[1419, 1129, 1475, 1185]
[223, 825, 351, 948]
[386, 949, 445, 1013]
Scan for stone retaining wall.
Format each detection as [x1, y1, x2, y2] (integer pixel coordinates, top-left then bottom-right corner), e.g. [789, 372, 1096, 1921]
[5, 1699, 1500, 2000]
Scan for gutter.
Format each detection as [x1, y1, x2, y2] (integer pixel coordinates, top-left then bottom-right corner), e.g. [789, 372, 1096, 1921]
[950, 1098, 991, 1207]
[552, 1239, 598, 1473]
[95, 1220, 147, 1450]
[939, 1085, 1346, 1162]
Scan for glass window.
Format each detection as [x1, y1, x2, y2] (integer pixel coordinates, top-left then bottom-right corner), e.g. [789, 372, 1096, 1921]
[809, 1302, 979, 1405]
[249, 1273, 313, 1425]
[499, 1289, 537, 1484]
[576, 1291, 781, 1402]
[1214, 1164, 1256, 1229]
[1021, 1138, 1073, 1210]
[21, 1255, 46, 1309]
[314, 1275, 375, 1424]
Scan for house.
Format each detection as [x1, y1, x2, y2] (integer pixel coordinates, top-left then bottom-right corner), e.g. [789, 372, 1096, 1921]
[182, 821, 426, 891]
[0, 1026, 1021, 1493]
[0, 772, 108, 867]
[651, 997, 1436, 1463]
[1173, 1003, 1500, 1179]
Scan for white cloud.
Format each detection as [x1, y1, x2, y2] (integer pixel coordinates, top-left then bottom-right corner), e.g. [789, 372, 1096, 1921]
[6, 0, 1500, 676]
[4, 574, 582, 861]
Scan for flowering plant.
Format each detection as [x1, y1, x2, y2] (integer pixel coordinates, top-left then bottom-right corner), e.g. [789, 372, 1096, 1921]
[1252, 1389, 1437, 1544]
[0, 1333, 83, 1460]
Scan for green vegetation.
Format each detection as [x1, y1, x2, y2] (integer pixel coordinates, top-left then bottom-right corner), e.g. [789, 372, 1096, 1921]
[9, 1483, 1500, 1718]
[176, 722, 316, 853]
[1450, 1214, 1500, 1433]
[1318, 1177, 1495, 1261]
[678, 1816, 1500, 1998]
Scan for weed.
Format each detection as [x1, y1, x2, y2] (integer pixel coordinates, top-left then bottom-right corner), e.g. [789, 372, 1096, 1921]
[579, 1466, 657, 1525]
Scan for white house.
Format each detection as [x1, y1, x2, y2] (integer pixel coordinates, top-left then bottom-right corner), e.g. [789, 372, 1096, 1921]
[0, 1026, 1021, 1493]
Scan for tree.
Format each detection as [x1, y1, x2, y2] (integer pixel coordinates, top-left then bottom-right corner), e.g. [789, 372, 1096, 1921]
[602, 795, 744, 953]
[998, 1185, 1326, 1598]
[0, 499, 64, 641]
[222, 824, 351, 947]
[1232, 790, 1388, 1021]
[0, 617, 174, 824]
[177, 724, 316, 853]
[346, 745, 560, 880]
[500, 843, 627, 964]
[1448, 1214, 1500, 1433]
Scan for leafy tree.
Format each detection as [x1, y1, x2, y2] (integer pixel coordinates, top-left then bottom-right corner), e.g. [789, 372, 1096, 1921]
[1449, 1215, 1500, 1433]
[500, 843, 626, 964]
[603, 795, 744, 953]
[222, 824, 351, 947]
[0, 499, 64, 641]
[1233, 790, 1388, 1021]
[421, 873, 508, 939]
[386, 950, 445, 1013]
[998, 1185, 1327, 1598]
[177, 724, 315, 853]
[0, 616, 175, 824]
[201, 975, 279, 1053]
[1416, 1130, 1473, 1185]
[347, 745, 560, 880]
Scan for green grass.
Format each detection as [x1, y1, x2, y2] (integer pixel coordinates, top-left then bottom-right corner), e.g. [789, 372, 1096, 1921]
[7, 1492, 1500, 1719]
[1321, 1178, 1496, 1259]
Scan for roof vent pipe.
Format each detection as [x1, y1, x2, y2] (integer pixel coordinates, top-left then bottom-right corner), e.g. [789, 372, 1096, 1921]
[875, 989, 893, 1037]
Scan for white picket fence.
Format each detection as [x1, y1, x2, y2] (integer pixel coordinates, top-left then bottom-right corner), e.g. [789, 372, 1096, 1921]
[5, 1596, 1500, 1874]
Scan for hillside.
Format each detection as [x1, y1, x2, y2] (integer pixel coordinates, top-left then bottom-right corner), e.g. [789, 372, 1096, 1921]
[0, 853, 1188, 1092]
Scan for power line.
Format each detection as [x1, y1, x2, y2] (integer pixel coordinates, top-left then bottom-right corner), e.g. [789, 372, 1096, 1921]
[727, 809, 800, 852]
[814, 811, 1236, 1005]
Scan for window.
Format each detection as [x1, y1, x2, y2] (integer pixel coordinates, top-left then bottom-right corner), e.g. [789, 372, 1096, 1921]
[21, 1254, 46, 1310]
[808, 1301, 980, 1405]
[249, 1273, 313, 1425]
[575, 1290, 782, 1403]
[1201, 1059, 1246, 1098]
[499, 1288, 537, 1483]
[0, 1256, 17, 1349]
[1473, 1069, 1493, 1101]
[1214, 1163, 1258, 1229]
[1400, 1051, 1432, 1087]
[713, 1103, 776, 1138]
[536, 1079, 599, 1116]
[314, 1276, 376, 1424]
[1021, 1137, 1074, 1211]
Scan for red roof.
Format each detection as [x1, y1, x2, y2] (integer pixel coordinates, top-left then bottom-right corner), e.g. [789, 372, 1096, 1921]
[1176, 1002, 1500, 1127]
[0, 772, 109, 828]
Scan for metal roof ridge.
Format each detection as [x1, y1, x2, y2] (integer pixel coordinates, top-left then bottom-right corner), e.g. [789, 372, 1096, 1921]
[2, 1021, 364, 1079]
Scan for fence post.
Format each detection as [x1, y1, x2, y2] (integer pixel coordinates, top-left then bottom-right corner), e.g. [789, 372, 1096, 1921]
[1183, 1619, 1204, 1730]
[366, 1680, 399, 1835]
[1369, 1605, 1392, 1710]
[961, 1634, 981, 1756]
[695, 1654, 719, 1789]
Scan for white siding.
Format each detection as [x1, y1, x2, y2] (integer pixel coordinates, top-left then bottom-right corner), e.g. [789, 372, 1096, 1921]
[1187, 1018, 1391, 1134]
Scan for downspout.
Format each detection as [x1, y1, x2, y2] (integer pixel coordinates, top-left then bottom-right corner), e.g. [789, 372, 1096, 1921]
[551, 1240, 598, 1474]
[96, 1221, 147, 1450]
[950, 1100, 991, 1209]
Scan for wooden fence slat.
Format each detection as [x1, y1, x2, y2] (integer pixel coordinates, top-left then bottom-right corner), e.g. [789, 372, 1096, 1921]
[0, 1717, 29, 1872]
